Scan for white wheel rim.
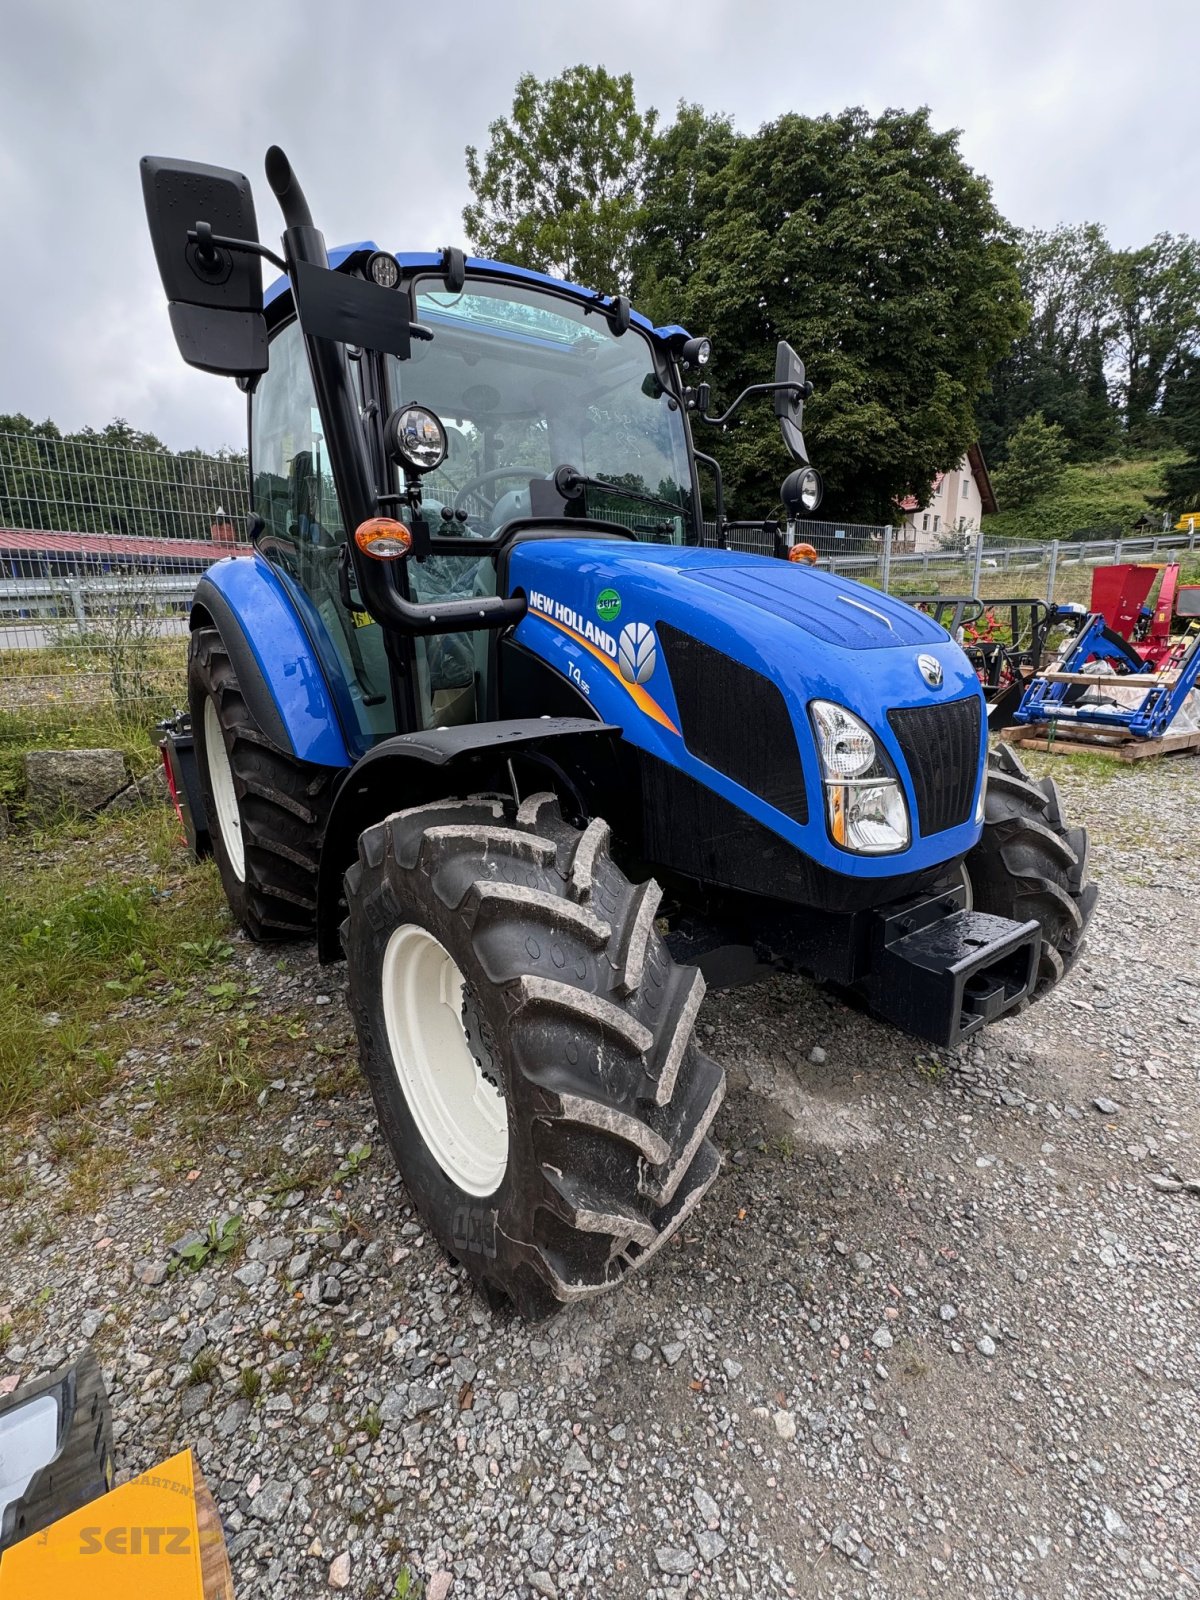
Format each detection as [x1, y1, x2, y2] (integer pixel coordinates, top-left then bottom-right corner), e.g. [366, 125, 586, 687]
[204, 695, 245, 883]
[380, 925, 508, 1196]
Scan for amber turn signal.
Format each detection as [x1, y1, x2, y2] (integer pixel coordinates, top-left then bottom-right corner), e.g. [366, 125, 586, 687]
[788, 542, 818, 564]
[354, 517, 412, 559]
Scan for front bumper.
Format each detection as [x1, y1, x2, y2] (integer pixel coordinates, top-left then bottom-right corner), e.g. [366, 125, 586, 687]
[664, 885, 1039, 1050]
[855, 890, 1038, 1048]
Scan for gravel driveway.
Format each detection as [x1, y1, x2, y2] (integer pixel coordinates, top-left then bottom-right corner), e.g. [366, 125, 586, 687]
[2, 752, 1199, 1598]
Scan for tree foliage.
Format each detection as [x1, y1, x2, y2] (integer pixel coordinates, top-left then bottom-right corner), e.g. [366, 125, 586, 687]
[649, 107, 1025, 521]
[977, 225, 1116, 463]
[463, 66, 657, 292]
[0, 413, 247, 539]
[978, 226, 1200, 469]
[990, 412, 1067, 508]
[631, 103, 741, 328]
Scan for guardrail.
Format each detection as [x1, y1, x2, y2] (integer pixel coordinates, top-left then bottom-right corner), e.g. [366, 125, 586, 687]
[1, 527, 1198, 639]
[0, 572, 200, 626]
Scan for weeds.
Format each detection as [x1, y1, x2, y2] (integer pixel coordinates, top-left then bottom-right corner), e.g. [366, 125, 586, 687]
[238, 1367, 263, 1401]
[170, 1215, 243, 1273]
[187, 1347, 220, 1386]
[0, 806, 230, 1118]
[333, 1142, 372, 1186]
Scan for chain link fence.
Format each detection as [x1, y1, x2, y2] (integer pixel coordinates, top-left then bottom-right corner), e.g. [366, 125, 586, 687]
[4, 427, 1199, 761]
[1, 433, 252, 760]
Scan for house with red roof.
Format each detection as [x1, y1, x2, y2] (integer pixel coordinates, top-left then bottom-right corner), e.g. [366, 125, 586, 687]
[895, 444, 997, 551]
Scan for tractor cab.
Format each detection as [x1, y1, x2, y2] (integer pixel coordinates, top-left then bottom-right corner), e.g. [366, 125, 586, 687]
[250, 254, 698, 745]
[140, 148, 819, 763]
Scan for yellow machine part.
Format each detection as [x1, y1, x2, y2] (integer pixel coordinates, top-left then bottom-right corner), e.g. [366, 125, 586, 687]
[0, 1447, 232, 1599]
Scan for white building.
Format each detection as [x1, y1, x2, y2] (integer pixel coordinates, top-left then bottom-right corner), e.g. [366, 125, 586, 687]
[895, 444, 997, 552]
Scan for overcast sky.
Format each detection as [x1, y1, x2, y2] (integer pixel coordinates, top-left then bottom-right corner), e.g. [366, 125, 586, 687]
[2, 0, 1197, 452]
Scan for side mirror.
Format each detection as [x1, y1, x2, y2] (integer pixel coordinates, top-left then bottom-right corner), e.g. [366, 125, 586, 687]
[140, 156, 267, 379]
[774, 341, 812, 464]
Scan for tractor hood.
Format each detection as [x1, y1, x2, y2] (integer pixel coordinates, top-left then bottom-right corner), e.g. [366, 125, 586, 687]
[506, 537, 987, 882]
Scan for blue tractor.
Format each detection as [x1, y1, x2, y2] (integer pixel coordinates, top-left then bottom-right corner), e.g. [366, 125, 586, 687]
[142, 149, 1096, 1317]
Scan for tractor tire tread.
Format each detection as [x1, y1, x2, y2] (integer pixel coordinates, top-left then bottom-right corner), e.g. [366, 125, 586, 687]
[967, 747, 1098, 996]
[188, 627, 336, 942]
[343, 793, 724, 1317]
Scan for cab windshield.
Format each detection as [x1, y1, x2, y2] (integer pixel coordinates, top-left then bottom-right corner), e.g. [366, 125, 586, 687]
[385, 276, 695, 544]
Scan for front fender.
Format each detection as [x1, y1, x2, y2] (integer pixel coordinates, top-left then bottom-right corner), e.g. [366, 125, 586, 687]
[191, 555, 351, 768]
[315, 718, 618, 961]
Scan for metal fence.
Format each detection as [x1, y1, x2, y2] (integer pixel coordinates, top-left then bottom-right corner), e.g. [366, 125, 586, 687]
[0, 430, 250, 540]
[3, 427, 1199, 756]
[0, 433, 253, 753]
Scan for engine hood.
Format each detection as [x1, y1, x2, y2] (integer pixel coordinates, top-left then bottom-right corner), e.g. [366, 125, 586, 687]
[504, 536, 986, 881]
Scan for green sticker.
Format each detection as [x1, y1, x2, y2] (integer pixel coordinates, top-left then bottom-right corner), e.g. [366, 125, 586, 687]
[596, 588, 622, 623]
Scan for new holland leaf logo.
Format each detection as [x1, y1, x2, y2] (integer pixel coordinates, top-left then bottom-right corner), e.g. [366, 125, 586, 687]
[618, 622, 657, 685]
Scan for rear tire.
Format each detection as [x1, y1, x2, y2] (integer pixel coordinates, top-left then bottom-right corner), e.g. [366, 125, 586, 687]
[188, 627, 336, 940]
[965, 744, 1098, 996]
[342, 792, 725, 1318]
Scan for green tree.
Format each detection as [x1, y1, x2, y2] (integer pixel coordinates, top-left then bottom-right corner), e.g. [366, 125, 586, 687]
[463, 66, 657, 292]
[669, 107, 1026, 522]
[1108, 234, 1200, 441]
[990, 411, 1067, 507]
[631, 103, 741, 327]
[977, 224, 1118, 463]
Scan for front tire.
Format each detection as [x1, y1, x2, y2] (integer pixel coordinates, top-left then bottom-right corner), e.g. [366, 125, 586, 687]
[965, 744, 1098, 996]
[188, 627, 336, 940]
[342, 792, 725, 1318]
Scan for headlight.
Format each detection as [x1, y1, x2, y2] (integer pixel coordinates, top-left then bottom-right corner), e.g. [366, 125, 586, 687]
[810, 699, 910, 854]
[797, 467, 823, 512]
[386, 403, 448, 474]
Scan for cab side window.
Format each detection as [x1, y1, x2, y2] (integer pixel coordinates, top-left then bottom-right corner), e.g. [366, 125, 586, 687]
[250, 320, 396, 750]
[251, 320, 342, 567]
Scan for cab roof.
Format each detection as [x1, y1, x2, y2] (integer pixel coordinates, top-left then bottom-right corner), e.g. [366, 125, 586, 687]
[263, 244, 689, 345]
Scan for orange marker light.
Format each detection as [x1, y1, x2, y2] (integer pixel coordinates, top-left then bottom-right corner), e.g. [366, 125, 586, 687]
[354, 517, 412, 559]
[788, 542, 819, 564]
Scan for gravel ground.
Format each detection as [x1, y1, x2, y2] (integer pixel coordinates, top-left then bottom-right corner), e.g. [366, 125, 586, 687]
[3, 751, 1199, 1598]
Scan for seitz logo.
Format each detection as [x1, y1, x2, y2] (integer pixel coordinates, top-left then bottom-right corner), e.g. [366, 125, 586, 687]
[79, 1525, 192, 1556]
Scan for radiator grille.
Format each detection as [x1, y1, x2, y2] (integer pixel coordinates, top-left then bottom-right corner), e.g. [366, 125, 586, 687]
[658, 623, 808, 824]
[887, 697, 982, 836]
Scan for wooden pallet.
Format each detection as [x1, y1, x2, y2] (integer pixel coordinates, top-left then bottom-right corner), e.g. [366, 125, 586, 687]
[1001, 723, 1200, 761]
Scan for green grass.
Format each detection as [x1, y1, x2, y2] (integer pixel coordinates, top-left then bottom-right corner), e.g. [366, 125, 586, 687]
[983, 451, 1184, 543]
[0, 806, 230, 1118]
[0, 637, 187, 816]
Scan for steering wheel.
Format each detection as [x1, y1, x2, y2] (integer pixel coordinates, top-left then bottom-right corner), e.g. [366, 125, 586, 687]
[452, 466, 545, 516]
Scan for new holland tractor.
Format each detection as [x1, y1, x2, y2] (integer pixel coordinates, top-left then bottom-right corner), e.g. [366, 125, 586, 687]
[142, 149, 1097, 1317]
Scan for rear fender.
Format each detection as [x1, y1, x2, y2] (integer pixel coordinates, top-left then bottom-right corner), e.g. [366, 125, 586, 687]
[191, 555, 351, 768]
[315, 718, 618, 960]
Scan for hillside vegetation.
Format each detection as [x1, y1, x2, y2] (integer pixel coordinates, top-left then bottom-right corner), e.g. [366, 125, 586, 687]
[983, 452, 1184, 542]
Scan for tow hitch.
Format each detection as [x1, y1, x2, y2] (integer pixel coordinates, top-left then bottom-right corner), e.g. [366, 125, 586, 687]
[859, 890, 1038, 1049]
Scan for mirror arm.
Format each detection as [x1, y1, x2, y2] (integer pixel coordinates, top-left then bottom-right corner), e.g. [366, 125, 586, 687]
[693, 451, 726, 548]
[698, 379, 812, 429]
[187, 224, 287, 274]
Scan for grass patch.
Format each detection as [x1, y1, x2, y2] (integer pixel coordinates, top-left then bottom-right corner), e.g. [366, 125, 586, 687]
[983, 451, 1184, 543]
[0, 806, 230, 1118]
[187, 1346, 220, 1386]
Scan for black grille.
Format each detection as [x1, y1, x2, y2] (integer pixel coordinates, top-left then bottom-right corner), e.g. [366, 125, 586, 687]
[658, 623, 807, 824]
[887, 696, 982, 836]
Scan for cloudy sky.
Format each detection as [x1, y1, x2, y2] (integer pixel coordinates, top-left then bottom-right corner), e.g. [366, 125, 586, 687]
[2, 0, 1197, 452]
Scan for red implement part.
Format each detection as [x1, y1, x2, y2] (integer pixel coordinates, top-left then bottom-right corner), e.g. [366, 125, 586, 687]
[1089, 564, 1158, 640]
[1141, 563, 1180, 668]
